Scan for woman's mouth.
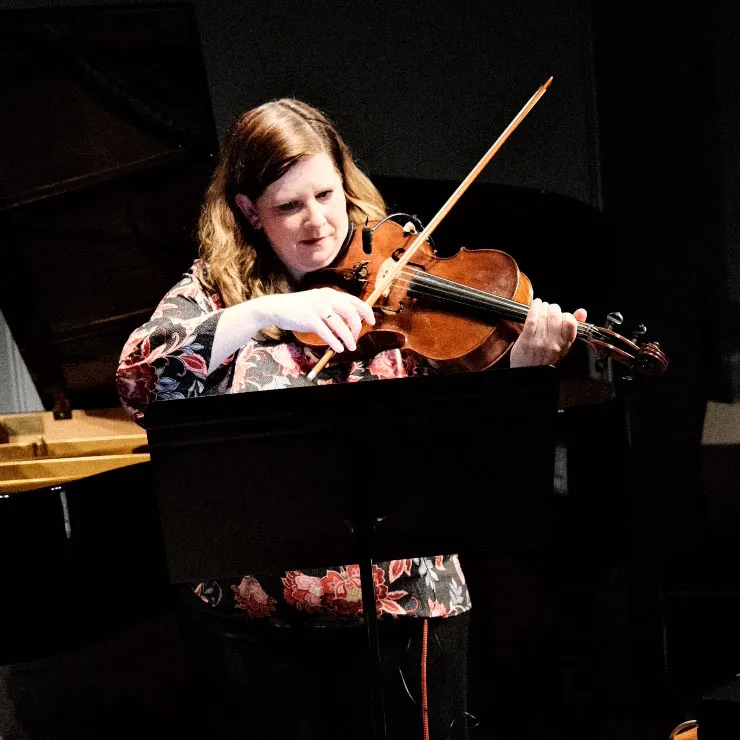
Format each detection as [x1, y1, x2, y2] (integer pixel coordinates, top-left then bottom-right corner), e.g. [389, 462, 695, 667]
[301, 235, 331, 247]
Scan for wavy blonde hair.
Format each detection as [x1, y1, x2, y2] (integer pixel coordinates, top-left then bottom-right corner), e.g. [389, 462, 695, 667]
[198, 99, 386, 337]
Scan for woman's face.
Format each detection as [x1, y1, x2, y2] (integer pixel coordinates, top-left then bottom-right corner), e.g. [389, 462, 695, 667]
[235, 152, 349, 280]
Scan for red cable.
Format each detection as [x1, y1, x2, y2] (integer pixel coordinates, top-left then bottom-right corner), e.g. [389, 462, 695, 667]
[421, 618, 430, 740]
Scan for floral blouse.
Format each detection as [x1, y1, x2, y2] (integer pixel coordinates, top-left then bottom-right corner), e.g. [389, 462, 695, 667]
[117, 260, 472, 625]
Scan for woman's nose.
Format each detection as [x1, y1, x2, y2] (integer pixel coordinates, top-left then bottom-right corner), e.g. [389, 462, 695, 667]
[304, 200, 326, 227]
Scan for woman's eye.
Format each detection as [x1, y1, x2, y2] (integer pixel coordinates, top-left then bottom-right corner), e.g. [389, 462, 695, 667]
[317, 190, 332, 200]
[277, 202, 299, 213]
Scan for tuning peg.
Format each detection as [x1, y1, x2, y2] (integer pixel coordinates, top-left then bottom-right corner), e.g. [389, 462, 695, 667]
[605, 311, 623, 331]
[630, 323, 647, 345]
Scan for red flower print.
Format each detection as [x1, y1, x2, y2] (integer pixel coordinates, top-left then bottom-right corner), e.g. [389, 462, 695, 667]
[372, 564, 408, 616]
[231, 576, 277, 618]
[320, 564, 413, 617]
[231, 344, 260, 392]
[320, 565, 365, 616]
[276, 343, 311, 377]
[282, 571, 324, 612]
[377, 591, 412, 616]
[389, 559, 413, 583]
[434, 556, 446, 570]
[402, 351, 434, 377]
[179, 353, 208, 376]
[428, 598, 449, 618]
[402, 352, 417, 375]
[119, 328, 151, 361]
[375, 578, 413, 616]
[366, 350, 403, 379]
[116, 360, 156, 409]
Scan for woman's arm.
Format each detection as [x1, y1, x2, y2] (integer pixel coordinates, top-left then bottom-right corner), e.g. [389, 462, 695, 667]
[209, 288, 376, 373]
[117, 269, 375, 419]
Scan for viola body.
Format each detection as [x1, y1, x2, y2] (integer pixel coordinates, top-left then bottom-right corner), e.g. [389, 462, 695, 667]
[295, 219, 532, 372]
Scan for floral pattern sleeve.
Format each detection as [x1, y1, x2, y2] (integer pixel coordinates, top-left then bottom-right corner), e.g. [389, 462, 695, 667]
[117, 262, 226, 421]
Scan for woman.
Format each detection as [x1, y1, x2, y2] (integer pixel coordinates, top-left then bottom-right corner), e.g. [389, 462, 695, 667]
[117, 98, 586, 739]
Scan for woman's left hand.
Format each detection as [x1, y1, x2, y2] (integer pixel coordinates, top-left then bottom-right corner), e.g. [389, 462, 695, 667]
[509, 298, 588, 368]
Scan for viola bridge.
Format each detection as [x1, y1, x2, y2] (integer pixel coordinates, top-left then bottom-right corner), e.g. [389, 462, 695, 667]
[302, 261, 369, 295]
[376, 302, 405, 316]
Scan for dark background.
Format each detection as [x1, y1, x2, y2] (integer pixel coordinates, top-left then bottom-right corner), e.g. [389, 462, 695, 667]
[0, 1, 739, 739]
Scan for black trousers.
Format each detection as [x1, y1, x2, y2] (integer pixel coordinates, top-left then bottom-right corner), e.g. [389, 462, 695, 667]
[177, 592, 470, 740]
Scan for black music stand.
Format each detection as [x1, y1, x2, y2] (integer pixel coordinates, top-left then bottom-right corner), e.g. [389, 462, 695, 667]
[145, 366, 560, 740]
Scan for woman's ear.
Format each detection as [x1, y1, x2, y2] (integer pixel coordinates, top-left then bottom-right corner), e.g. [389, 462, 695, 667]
[235, 194, 261, 230]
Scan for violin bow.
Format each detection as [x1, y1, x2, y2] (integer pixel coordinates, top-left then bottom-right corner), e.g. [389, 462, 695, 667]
[307, 76, 554, 381]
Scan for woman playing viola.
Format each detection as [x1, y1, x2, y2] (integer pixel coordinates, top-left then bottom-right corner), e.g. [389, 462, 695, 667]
[117, 98, 586, 740]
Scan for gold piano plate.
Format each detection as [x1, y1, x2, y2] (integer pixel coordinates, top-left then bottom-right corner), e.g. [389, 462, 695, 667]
[0, 408, 149, 494]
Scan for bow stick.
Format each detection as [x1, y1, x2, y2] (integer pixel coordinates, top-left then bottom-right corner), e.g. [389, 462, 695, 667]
[307, 76, 554, 381]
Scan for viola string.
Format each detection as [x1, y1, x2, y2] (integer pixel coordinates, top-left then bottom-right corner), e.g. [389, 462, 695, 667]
[390, 274, 596, 339]
[385, 268, 600, 341]
[391, 271, 528, 318]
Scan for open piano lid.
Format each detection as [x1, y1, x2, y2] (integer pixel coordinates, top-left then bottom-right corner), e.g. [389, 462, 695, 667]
[0, 11, 208, 660]
[0, 4, 218, 418]
[0, 5, 218, 492]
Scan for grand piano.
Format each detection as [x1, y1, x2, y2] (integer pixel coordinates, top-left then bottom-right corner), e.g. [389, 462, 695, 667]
[0, 5, 222, 672]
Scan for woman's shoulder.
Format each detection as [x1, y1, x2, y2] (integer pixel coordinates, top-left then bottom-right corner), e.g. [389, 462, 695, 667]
[175, 258, 205, 289]
[166, 259, 224, 311]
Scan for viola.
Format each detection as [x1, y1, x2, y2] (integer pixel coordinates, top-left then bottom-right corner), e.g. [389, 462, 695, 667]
[294, 216, 669, 378]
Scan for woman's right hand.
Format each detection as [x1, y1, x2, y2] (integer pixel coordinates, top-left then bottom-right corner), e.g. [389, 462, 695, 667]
[253, 288, 375, 353]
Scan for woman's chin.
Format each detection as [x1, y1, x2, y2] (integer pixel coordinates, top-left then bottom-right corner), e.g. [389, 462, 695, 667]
[309, 243, 342, 269]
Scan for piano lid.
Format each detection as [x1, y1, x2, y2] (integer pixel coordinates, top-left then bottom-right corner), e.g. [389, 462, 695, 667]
[0, 5, 218, 416]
